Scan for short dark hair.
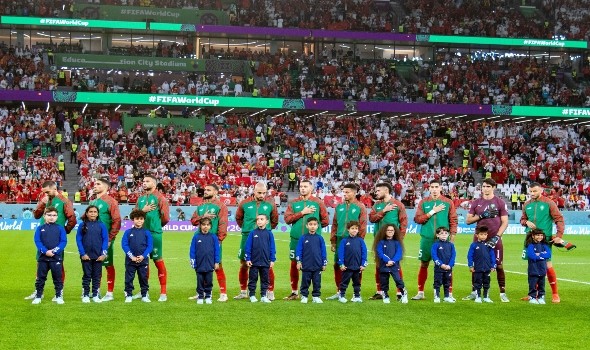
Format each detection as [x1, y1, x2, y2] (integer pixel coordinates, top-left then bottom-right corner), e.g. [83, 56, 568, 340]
[129, 209, 146, 220]
[144, 175, 157, 182]
[343, 183, 358, 192]
[375, 182, 392, 193]
[97, 178, 110, 187]
[206, 184, 219, 191]
[430, 179, 441, 186]
[475, 226, 489, 234]
[306, 217, 318, 224]
[529, 182, 542, 188]
[200, 217, 212, 225]
[42, 180, 56, 188]
[482, 178, 496, 187]
[346, 220, 360, 229]
[44, 206, 58, 214]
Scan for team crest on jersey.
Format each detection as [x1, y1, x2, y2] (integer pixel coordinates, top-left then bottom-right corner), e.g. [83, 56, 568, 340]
[254, 235, 259, 238]
[351, 208, 357, 214]
[198, 240, 202, 243]
[305, 240, 309, 244]
[262, 205, 268, 211]
[539, 205, 545, 210]
[346, 242, 350, 246]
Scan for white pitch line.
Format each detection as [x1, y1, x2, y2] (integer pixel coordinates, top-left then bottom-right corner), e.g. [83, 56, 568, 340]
[405, 255, 590, 286]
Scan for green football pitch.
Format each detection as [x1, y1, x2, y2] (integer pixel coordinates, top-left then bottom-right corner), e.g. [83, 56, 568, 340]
[2, 231, 589, 350]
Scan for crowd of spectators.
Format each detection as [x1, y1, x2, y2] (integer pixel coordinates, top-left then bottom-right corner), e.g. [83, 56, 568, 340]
[1, 102, 590, 212]
[0, 106, 64, 203]
[1, 0, 590, 41]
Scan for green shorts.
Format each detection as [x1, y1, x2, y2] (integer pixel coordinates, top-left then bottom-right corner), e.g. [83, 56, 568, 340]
[102, 238, 116, 267]
[418, 238, 435, 262]
[289, 238, 298, 261]
[150, 232, 163, 261]
[238, 234, 248, 261]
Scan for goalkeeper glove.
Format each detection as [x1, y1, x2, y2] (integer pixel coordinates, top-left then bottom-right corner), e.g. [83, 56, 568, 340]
[486, 235, 500, 249]
[480, 208, 499, 219]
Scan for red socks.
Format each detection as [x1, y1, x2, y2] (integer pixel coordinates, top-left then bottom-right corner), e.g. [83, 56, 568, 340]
[215, 264, 227, 294]
[334, 263, 342, 290]
[269, 267, 275, 291]
[239, 265, 249, 290]
[154, 260, 167, 294]
[105, 265, 115, 293]
[417, 266, 428, 292]
[547, 267, 558, 294]
[290, 261, 299, 291]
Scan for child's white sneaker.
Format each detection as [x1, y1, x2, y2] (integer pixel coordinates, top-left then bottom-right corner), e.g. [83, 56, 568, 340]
[300, 296, 308, 304]
[326, 293, 340, 300]
[141, 296, 151, 303]
[250, 296, 258, 303]
[434, 297, 441, 303]
[267, 291, 275, 301]
[312, 297, 323, 303]
[529, 298, 539, 304]
[82, 296, 91, 303]
[400, 294, 408, 304]
[260, 296, 271, 303]
[132, 292, 142, 300]
[483, 297, 493, 303]
[92, 296, 102, 303]
[25, 291, 40, 300]
[474, 297, 482, 303]
[196, 298, 204, 305]
[351, 297, 363, 303]
[443, 297, 456, 303]
[125, 296, 132, 303]
[383, 297, 391, 304]
[338, 296, 347, 303]
[205, 298, 213, 304]
[537, 297, 546, 305]
[55, 297, 65, 305]
[32, 298, 42, 305]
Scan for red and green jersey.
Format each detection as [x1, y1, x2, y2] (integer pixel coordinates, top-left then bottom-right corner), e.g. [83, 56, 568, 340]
[190, 198, 229, 242]
[89, 194, 121, 240]
[235, 197, 278, 235]
[34, 193, 77, 234]
[136, 191, 170, 234]
[520, 196, 564, 237]
[284, 196, 329, 240]
[330, 199, 368, 244]
[369, 198, 408, 235]
[414, 196, 457, 239]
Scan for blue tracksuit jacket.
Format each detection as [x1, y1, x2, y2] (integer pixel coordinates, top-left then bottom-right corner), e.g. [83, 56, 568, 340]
[337, 235, 368, 269]
[189, 231, 221, 272]
[34, 223, 67, 261]
[467, 241, 497, 272]
[376, 239, 403, 273]
[295, 233, 327, 271]
[244, 228, 276, 267]
[431, 240, 456, 268]
[526, 242, 551, 276]
[121, 227, 153, 265]
[76, 220, 109, 259]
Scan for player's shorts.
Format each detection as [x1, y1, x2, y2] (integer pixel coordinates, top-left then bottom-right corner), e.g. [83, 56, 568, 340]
[150, 232, 163, 260]
[473, 234, 504, 266]
[102, 238, 116, 267]
[289, 238, 298, 261]
[237, 234, 248, 261]
[418, 238, 435, 262]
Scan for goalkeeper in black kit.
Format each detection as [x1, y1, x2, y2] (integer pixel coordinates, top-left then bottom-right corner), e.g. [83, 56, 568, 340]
[464, 179, 510, 302]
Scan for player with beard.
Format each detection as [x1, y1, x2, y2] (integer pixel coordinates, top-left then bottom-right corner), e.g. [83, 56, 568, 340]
[87, 179, 121, 302]
[368, 182, 408, 300]
[520, 182, 566, 303]
[463, 178, 509, 302]
[234, 182, 279, 300]
[283, 180, 329, 300]
[189, 184, 229, 302]
[135, 175, 170, 302]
